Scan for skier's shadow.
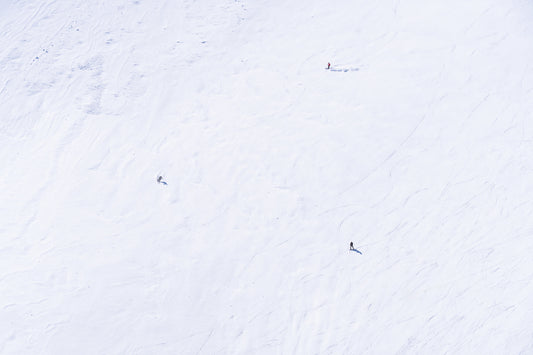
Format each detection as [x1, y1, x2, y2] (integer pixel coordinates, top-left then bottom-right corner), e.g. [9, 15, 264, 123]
[350, 248, 362, 255]
[329, 67, 359, 72]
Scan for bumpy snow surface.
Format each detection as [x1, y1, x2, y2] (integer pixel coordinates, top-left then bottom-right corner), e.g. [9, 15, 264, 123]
[1, 0, 533, 353]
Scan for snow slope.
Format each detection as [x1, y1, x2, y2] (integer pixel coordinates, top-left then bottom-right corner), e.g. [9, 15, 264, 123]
[1, 0, 533, 353]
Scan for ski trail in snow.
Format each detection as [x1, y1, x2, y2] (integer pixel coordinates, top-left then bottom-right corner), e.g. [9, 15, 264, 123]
[196, 329, 214, 355]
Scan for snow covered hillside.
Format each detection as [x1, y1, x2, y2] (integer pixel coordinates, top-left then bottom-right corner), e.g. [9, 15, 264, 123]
[1, 0, 533, 353]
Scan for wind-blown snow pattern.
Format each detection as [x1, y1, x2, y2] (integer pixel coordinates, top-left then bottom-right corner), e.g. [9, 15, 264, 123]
[1, 0, 533, 353]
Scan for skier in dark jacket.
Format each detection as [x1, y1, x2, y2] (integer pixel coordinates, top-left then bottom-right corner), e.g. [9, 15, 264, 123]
[350, 242, 354, 250]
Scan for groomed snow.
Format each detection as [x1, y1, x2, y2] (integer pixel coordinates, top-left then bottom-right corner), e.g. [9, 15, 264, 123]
[1, 0, 533, 353]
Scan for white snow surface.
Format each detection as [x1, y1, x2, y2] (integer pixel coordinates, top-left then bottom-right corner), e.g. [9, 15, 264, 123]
[1, 0, 533, 353]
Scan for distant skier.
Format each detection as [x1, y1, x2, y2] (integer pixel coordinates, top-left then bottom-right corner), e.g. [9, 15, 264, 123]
[157, 175, 168, 185]
[350, 242, 362, 254]
[327, 62, 331, 69]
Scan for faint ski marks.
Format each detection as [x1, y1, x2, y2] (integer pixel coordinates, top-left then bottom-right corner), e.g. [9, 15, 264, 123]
[351, 123, 418, 191]
[26, 81, 53, 95]
[123, 71, 147, 98]
[1, 48, 23, 68]
[78, 55, 103, 71]
[385, 221, 406, 236]
[462, 247, 494, 264]
[415, 262, 439, 277]
[44, 321, 67, 334]
[337, 210, 359, 233]
[196, 329, 214, 355]
[76, 55, 105, 114]
[317, 204, 357, 217]
[336, 150, 395, 197]
[463, 6, 493, 34]
[402, 188, 429, 207]
[338, 95, 432, 197]
[398, 336, 418, 354]
[461, 94, 490, 129]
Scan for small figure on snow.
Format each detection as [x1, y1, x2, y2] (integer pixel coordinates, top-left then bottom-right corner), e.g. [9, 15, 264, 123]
[157, 175, 168, 185]
[327, 62, 331, 69]
[350, 242, 362, 254]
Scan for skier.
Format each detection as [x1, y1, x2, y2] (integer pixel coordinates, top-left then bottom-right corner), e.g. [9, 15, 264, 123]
[157, 175, 168, 185]
[350, 241, 354, 250]
[327, 62, 331, 69]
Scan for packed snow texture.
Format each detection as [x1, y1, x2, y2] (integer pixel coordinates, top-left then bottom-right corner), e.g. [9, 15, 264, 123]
[1, 0, 533, 353]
